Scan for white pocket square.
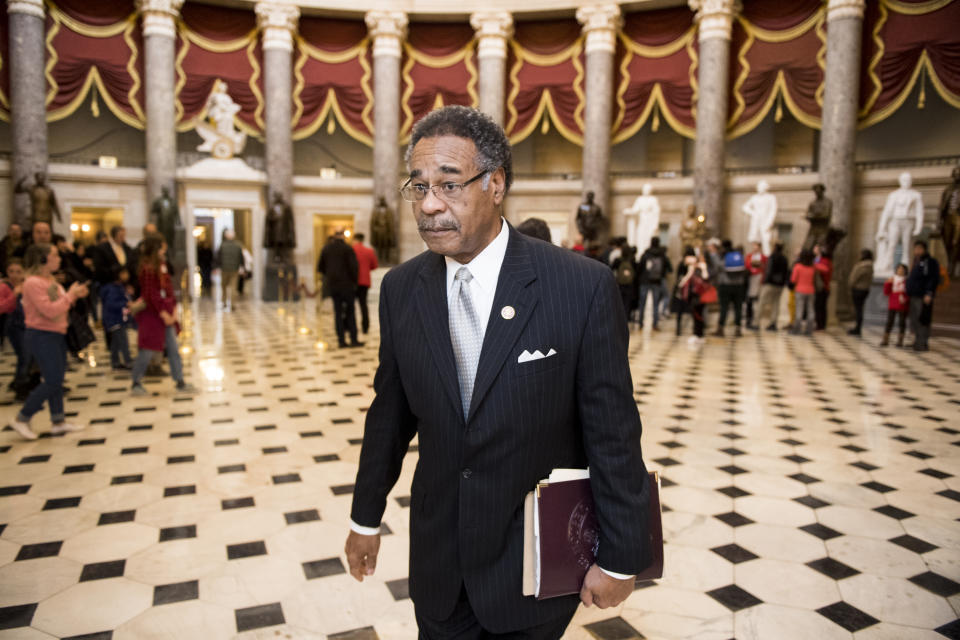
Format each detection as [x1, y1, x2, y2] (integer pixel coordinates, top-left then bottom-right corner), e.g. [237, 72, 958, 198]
[518, 348, 557, 363]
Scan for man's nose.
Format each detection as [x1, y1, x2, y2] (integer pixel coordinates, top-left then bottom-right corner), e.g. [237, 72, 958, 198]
[419, 188, 447, 215]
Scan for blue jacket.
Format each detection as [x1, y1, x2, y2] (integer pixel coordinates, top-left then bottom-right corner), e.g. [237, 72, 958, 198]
[906, 254, 940, 298]
[99, 282, 130, 330]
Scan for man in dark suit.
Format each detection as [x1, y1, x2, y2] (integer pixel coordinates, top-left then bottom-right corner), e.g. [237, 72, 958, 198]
[345, 106, 650, 638]
[317, 229, 362, 348]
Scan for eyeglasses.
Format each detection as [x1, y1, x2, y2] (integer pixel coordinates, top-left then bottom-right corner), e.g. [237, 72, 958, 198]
[399, 170, 488, 202]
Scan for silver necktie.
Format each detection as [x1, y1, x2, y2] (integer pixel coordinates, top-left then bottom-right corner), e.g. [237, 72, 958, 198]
[449, 267, 482, 419]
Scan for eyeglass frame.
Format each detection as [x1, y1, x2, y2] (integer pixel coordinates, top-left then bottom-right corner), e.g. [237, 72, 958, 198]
[399, 170, 490, 202]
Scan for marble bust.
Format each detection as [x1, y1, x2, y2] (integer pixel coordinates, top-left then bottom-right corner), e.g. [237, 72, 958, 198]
[875, 172, 924, 276]
[622, 183, 661, 253]
[742, 180, 777, 255]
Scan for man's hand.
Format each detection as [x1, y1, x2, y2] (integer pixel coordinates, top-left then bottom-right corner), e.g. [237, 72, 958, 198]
[159, 310, 174, 326]
[580, 564, 634, 609]
[924, 294, 932, 305]
[345, 530, 381, 582]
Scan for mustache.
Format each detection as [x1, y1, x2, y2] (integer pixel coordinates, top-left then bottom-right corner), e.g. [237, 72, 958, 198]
[417, 219, 460, 232]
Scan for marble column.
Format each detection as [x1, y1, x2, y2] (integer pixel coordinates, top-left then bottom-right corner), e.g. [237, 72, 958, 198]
[256, 1, 299, 204]
[138, 0, 183, 207]
[576, 5, 620, 233]
[818, 0, 866, 321]
[365, 11, 408, 262]
[689, 0, 739, 237]
[470, 11, 512, 127]
[7, 0, 48, 227]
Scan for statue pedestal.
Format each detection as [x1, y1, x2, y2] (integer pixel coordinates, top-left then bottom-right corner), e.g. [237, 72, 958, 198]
[263, 260, 298, 302]
[863, 276, 890, 327]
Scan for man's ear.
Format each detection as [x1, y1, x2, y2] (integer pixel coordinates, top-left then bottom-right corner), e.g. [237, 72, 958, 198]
[489, 168, 506, 206]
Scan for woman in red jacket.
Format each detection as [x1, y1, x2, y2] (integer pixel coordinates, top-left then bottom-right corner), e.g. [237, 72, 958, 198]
[130, 235, 194, 396]
[881, 263, 910, 347]
[813, 244, 833, 330]
[790, 249, 817, 335]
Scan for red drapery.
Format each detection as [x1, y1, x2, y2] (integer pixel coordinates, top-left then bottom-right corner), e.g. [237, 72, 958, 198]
[400, 22, 477, 142]
[175, 2, 262, 136]
[615, 7, 697, 141]
[505, 19, 584, 145]
[294, 16, 372, 145]
[859, 0, 960, 127]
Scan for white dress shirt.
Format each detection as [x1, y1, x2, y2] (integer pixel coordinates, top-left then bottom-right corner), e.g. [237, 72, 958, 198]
[351, 218, 633, 580]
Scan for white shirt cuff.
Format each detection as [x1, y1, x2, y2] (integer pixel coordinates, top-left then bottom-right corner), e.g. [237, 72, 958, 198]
[350, 519, 381, 536]
[599, 567, 636, 580]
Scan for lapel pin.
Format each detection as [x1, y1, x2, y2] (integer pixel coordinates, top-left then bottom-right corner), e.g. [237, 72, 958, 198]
[501, 306, 516, 320]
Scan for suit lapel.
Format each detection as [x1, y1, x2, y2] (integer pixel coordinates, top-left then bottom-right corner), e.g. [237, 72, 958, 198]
[468, 229, 539, 422]
[415, 253, 463, 419]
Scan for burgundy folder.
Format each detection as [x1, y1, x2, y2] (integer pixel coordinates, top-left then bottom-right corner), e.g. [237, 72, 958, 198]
[532, 471, 663, 600]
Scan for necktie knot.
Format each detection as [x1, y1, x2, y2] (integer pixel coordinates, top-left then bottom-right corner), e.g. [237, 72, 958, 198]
[455, 267, 473, 283]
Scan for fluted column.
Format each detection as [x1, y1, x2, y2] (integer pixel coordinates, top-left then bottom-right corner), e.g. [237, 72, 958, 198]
[365, 11, 408, 262]
[256, 1, 299, 204]
[819, 0, 866, 320]
[138, 0, 183, 206]
[7, 0, 48, 227]
[576, 4, 620, 231]
[470, 11, 512, 126]
[690, 0, 739, 236]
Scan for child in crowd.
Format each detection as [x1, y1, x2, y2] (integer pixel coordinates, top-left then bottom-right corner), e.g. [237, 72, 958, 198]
[100, 265, 134, 369]
[0, 259, 29, 397]
[881, 263, 910, 347]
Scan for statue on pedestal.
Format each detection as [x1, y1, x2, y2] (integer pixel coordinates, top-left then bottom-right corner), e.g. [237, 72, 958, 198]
[264, 191, 296, 261]
[622, 183, 660, 253]
[939, 165, 960, 277]
[15, 172, 61, 227]
[742, 180, 777, 255]
[875, 172, 924, 276]
[196, 80, 247, 159]
[679, 204, 707, 252]
[370, 196, 395, 263]
[803, 183, 833, 251]
[576, 191, 604, 243]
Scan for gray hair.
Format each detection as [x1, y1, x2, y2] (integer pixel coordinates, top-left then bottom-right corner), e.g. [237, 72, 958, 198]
[405, 105, 513, 195]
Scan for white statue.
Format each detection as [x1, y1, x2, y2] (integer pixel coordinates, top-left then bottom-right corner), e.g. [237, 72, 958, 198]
[622, 183, 661, 253]
[875, 172, 924, 276]
[742, 180, 777, 255]
[196, 80, 247, 159]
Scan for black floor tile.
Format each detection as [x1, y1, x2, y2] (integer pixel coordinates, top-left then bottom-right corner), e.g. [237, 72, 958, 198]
[874, 505, 914, 520]
[98, 510, 136, 526]
[790, 473, 821, 485]
[19, 455, 50, 464]
[800, 523, 843, 541]
[111, 474, 143, 485]
[385, 578, 409, 601]
[314, 454, 340, 463]
[235, 602, 285, 633]
[272, 473, 301, 485]
[79, 559, 125, 581]
[0, 485, 30, 496]
[714, 512, 754, 528]
[816, 601, 878, 632]
[303, 557, 346, 579]
[0, 603, 37, 630]
[716, 486, 751, 498]
[222, 497, 255, 510]
[64, 464, 95, 474]
[61, 631, 113, 640]
[861, 481, 896, 494]
[328, 627, 378, 640]
[159, 525, 197, 542]
[153, 579, 199, 605]
[711, 544, 758, 564]
[706, 584, 762, 612]
[15, 541, 62, 561]
[584, 616, 645, 640]
[909, 571, 960, 597]
[718, 465, 748, 475]
[331, 483, 355, 495]
[43, 496, 81, 510]
[807, 557, 860, 580]
[889, 534, 938, 554]
[164, 485, 196, 497]
[936, 619, 960, 640]
[285, 509, 321, 525]
[937, 489, 960, 503]
[227, 541, 267, 560]
[218, 464, 246, 474]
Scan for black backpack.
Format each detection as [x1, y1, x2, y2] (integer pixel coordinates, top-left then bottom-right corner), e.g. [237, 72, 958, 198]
[645, 255, 664, 281]
[616, 261, 636, 286]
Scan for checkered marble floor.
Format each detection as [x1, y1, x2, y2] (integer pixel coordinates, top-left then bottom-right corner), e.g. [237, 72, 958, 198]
[0, 272, 958, 639]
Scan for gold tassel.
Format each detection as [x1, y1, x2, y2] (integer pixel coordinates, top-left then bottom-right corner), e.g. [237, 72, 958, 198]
[91, 85, 100, 118]
[774, 91, 783, 123]
[652, 102, 660, 132]
[540, 111, 550, 135]
[327, 111, 336, 135]
[918, 65, 927, 109]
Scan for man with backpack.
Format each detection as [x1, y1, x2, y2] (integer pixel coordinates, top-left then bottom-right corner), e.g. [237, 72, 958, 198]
[637, 237, 672, 331]
[713, 240, 748, 337]
[613, 246, 638, 325]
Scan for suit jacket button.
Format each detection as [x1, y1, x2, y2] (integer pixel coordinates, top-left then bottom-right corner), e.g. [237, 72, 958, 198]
[461, 468, 472, 479]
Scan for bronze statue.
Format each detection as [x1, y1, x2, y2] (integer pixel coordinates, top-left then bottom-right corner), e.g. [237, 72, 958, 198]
[370, 196, 395, 263]
[679, 203, 707, 252]
[803, 183, 833, 251]
[264, 191, 296, 257]
[940, 165, 960, 277]
[575, 191, 604, 242]
[15, 172, 61, 227]
[150, 185, 182, 249]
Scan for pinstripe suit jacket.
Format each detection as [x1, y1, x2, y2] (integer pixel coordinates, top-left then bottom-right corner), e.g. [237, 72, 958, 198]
[351, 226, 650, 632]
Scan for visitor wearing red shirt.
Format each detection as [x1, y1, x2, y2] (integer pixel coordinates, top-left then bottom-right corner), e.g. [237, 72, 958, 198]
[813, 244, 833, 330]
[790, 249, 817, 335]
[352, 232, 379, 335]
[745, 241, 767, 329]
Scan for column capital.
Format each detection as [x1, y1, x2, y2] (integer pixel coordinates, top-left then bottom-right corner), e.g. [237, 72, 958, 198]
[137, 0, 184, 39]
[7, 0, 44, 19]
[256, 2, 300, 52]
[365, 11, 408, 59]
[826, 0, 866, 21]
[470, 12, 513, 60]
[688, 0, 741, 42]
[576, 5, 622, 55]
